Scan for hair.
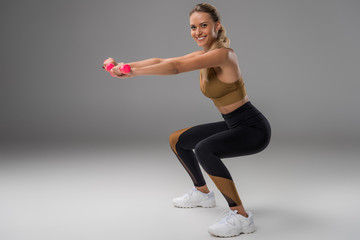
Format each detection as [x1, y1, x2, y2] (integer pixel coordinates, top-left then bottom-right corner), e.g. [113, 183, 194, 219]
[189, 3, 230, 80]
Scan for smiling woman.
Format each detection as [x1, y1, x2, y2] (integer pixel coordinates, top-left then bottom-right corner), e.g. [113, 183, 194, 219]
[102, 3, 271, 238]
[189, 4, 230, 51]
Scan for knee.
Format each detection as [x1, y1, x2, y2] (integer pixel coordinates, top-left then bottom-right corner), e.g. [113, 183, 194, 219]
[169, 127, 191, 153]
[169, 131, 180, 152]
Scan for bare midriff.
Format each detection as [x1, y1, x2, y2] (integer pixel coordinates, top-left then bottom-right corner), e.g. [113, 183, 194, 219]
[216, 95, 249, 114]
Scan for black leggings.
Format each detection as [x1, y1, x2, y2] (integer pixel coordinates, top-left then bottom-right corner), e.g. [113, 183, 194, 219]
[169, 101, 271, 207]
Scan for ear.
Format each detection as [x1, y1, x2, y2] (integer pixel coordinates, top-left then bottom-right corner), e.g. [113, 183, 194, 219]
[215, 21, 221, 32]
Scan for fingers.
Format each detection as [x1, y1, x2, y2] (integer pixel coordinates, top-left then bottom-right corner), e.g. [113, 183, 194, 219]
[110, 65, 125, 77]
[103, 58, 116, 69]
[109, 70, 116, 77]
[110, 64, 119, 75]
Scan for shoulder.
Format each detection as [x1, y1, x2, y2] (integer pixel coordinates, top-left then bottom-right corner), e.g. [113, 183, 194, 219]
[207, 48, 236, 66]
[172, 48, 235, 73]
[217, 47, 238, 63]
[211, 47, 235, 57]
[222, 47, 236, 58]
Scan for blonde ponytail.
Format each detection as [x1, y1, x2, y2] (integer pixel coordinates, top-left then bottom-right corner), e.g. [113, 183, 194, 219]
[209, 24, 230, 50]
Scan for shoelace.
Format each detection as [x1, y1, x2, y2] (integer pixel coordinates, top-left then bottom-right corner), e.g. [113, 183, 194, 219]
[216, 209, 238, 225]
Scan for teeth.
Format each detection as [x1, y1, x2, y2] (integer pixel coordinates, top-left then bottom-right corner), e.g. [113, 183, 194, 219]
[197, 37, 205, 40]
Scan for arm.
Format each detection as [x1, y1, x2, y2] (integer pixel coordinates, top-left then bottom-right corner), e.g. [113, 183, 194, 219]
[127, 58, 162, 68]
[126, 50, 204, 68]
[130, 48, 231, 76]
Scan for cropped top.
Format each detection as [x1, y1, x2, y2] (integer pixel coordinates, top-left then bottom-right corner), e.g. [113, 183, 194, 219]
[199, 68, 247, 106]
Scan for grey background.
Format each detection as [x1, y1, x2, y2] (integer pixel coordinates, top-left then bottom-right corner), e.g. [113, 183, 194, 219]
[1, 0, 359, 146]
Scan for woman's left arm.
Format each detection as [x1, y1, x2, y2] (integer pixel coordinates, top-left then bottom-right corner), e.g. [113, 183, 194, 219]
[112, 48, 232, 78]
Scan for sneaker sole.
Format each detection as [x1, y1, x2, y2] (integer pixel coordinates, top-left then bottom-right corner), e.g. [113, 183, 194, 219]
[208, 231, 255, 238]
[173, 203, 216, 208]
[208, 224, 256, 238]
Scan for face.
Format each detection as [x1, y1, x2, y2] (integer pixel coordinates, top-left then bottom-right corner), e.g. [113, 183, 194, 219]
[190, 12, 220, 50]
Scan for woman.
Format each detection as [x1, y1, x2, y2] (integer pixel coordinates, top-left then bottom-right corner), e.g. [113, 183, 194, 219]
[103, 3, 271, 238]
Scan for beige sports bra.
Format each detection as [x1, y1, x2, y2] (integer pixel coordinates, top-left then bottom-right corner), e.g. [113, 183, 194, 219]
[200, 68, 247, 107]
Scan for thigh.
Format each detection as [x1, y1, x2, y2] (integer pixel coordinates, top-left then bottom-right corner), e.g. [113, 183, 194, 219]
[177, 121, 229, 150]
[197, 126, 270, 158]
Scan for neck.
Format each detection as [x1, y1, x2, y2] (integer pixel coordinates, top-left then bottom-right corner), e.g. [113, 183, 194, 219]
[203, 39, 216, 52]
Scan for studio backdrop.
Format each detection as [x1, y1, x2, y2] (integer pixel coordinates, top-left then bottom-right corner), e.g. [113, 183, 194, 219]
[1, 0, 359, 145]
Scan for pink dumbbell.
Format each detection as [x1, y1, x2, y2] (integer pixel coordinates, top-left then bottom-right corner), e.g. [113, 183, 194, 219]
[104, 63, 115, 71]
[119, 64, 131, 74]
[103, 61, 131, 74]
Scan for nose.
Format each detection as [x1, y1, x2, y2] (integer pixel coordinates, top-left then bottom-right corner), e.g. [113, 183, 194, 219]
[196, 28, 202, 37]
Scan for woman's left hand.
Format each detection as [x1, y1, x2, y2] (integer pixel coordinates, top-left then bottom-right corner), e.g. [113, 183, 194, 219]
[110, 64, 135, 79]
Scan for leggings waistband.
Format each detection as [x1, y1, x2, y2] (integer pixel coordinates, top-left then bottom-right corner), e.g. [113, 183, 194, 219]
[221, 101, 265, 129]
[221, 101, 258, 118]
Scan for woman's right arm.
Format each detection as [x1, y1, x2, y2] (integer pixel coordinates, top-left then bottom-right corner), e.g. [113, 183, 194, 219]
[126, 50, 204, 68]
[106, 50, 205, 77]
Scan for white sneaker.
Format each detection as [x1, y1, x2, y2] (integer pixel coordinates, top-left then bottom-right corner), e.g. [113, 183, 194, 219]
[172, 186, 216, 208]
[208, 210, 256, 237]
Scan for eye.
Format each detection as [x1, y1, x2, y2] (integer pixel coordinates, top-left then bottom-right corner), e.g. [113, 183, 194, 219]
[201, 23, 207, 28]
[190, 26, 196, 30]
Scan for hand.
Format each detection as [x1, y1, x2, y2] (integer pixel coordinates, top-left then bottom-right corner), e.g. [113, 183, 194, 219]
[110, 64, 135, 79]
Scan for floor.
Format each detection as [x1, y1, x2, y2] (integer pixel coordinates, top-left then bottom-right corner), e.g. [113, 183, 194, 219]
[1, 139, 359, 240]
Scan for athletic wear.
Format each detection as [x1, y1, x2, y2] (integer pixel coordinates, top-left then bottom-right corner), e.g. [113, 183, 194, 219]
[172, 186, 216, 208]
[169, 101, 271, 207]
[208, 210, 256, 237]
[200, 68, 247, 106]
